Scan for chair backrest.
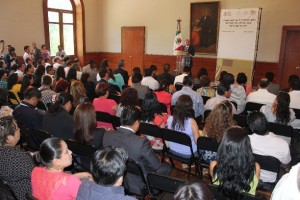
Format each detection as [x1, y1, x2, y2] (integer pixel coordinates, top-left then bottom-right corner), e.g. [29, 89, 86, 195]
[293, 108, 300, 119]
[197, 137, 219, 153]
[147, 172, 185, 196]
[161, 128, 192, 147]
[0, 179, 17, 200]
[230, 101, 237, 110]
[95, 111, 120, 130]
[233, 114, 248, 127]
[32, 129, 52, 149]
[65, 139, 97, 158]
[253, 154, 281, 181]
[138, 122, 162, 139]
[268, 122, 293, 144]
[202, 96, 211, 105]
[244, 102, 264, 114]
[175, 83, 183, 91]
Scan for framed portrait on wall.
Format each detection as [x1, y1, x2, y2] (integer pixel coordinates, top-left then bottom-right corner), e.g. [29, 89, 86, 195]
[190, 2, 220, 55]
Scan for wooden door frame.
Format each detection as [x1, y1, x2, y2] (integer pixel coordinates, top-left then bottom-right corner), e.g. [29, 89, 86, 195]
[278, 26, 300, 87]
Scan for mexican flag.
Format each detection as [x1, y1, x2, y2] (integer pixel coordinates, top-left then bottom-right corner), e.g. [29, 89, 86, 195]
[173, 18, 183, 55]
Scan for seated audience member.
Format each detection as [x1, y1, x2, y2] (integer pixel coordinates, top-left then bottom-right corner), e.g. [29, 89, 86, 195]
[24, 63, 34, 75]
[247, 112, 291, 183]
[221, 73, 235, 88]
[93, 82, 117, 129]
[205, 84, 237, 114]
[15, 63, 25, 79]
[103, 106, 171, 195]
[33, 65, 45, 88]
[172, 76, 204, 117]
[0, 116, 35, 199]
[88, 62, 98, 85]
[289, 79, 300, 109]
[43, 92, 74, 139]
[0, 69, 8, 90]
[39, 75, 57, 110]
[53, 65, 66, 84]
[168, 95, 199, 157]
[70, 80, 89, 108]
[141, 92, 168, 150]
[141, 68, 159, 90]
[131, 72, 150, 99]
[200, 101, 235, 163]
[246, 78, 276, 105]
[210, 127, 260, 197]
[45, 65, 55, 78]
[13, 88, 43, 130]
[174, 181, 213, 200]
[52, 56, 62, 70]
[193, 67, 208, 85]
[266, 72, 280, 95]
[174, 66, 190, 85]
[196, 75, 215, 98]
[271, 163, 300, 200]
[20, 74, 34, 94]
[98, 67, 120, 96]
[31, 137, 91, 199]
[260, 91, 299, 128]
[154, 80, 172, 114]
[282, 74, 299, 92]
[7, 73, 21, 105]
[82, 60, 94, 73]
[114, 59, 129, 85]
[54, 78, 68, 93]
[66, 66, 78, 85]
[157, 63, 175, 85]
[230, 72, 247, 114]
[217, 70, 228, 85]
[116, 87, 139, 117]
[81, 72, 96, 100]
[150, 64, 158, 80]
[76, 146, 135, 200]
[64, 61, 72, 77]
[108, 68, 125, 91]
[128, 66, 141, 86]
[0, 89, 13, 117]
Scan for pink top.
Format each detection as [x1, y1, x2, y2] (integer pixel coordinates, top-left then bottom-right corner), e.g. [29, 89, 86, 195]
[93, 97, 117, 129]
[155, 91, 172, 114]
[31, 167, 81, 200]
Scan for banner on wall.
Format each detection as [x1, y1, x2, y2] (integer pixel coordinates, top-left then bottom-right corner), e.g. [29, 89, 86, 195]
[216, 8, 262, 83]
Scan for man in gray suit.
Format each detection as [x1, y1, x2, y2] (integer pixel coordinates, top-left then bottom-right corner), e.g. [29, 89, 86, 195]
[131, 72, 150, 99]
[103, 106, 171, 195]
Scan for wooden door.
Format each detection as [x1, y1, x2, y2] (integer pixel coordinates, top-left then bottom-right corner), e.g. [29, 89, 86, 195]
[278, 26, 300, 89]
[121, 27, 145, 74]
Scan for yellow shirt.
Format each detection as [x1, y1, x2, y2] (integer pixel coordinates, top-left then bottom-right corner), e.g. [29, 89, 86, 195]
[10, 84, 21, 105]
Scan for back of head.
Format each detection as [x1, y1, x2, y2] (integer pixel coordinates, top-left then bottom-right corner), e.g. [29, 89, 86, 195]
[54, 79, 68, 93]
[259, 78, 270, 88]
[216, 127, 254, 197]
[141, 92, 160, 122]
[7, 73, 18, 90]
[163, 64, 170, 73]
[46, 65, 53, 74]
[223, 73, 235, 87]
[24, 87, 41, 100]
[70, 80, 86, 102]
[157, 79, 170, 91]
[174, 182, 213, 200]
[132, 72, 143, 83]
[95, 82, 109, 97]
[197, 67, 208, 78]
[48, 92, 73, 113]
[265, 72, 274, 82]
[219, 71, 228, 82]
[247, 112, 269, 135]
[80, 73, 90, 84]
[183, 66, 190, 74]
[217, 84, 230, 96]
[199, 75, 210, 87]
[150, 65, 157, 73]
[183, 76, 193, 87]
[144, 68, 152, 77]
[120, 87, 138, 106]
[0, 116, 17, 146]
[288, 75, 299, 88]
[55, 66, 66, 80]
[100, 59, 109, 68]
[99, 67, 108, 79]
[73, 103, 96, 145]
[291, 79, 300, 91]
[35, 65, 46, 76]
[132, 67, 141, 74]
[118, 59, 125, 68]
[91, 146, 128, 186]
[274, 92, 291, 125]
[42, 75, 52, 86]
[120, 106, 141, 126]
[237, 73, 247, 85]
[38, 137, 63, 167]
[67, 67, 77, 81]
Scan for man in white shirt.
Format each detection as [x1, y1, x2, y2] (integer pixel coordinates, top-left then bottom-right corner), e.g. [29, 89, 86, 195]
[141, 68, 159, 90]
[15, 64, 25, 79]
[246, 78, 276, 105]
[56, 45, 66, 59]
[248, 112, 291, 183]
[52, 56, 62, 70]
[23, 45, 32, 63]
[289, 79, 300, 109]
[174, 66, 190, 85]
[205, 84, 237, 114]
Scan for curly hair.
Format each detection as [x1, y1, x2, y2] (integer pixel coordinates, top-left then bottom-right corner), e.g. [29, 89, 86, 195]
[0, 116, 17, 146]
[119, 87, 139, 106]
[70, 80, 87, 107]
[171, 95, 194, 131]
[215, 127, 255, 198]
[141, 92, 161, 122]
[204, 100, 235, 142]
[274, 92, 291, 125]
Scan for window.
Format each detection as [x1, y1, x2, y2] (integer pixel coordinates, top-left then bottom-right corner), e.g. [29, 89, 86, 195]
[46, 0, 75, 56]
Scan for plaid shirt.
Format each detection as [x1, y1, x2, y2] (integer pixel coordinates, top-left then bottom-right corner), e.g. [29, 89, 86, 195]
[0, 80, 7, 90]
[38, 86, 56, 109]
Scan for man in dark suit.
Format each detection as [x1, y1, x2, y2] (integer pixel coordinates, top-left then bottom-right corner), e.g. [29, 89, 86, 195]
[98, 67, 120, 96]
[157, 63, 175, 85]
[131, 72, 150, 99]
[103, 106, 171, 195]
[182, 39, 195, 71]
[114, 59, 129, 85]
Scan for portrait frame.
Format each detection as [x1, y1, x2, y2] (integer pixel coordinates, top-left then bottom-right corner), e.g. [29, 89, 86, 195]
[190, 2, 220, 55]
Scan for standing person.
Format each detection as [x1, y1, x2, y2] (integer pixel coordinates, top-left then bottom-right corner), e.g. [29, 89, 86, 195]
[32, 42, 42, 66]
[23, 45, 32, 63]
[4, 46, 17, 71]
[56, 45, 66, 59]
[182, 39, 195, 70]
[41, 44, 51, 60]
[199, 9, 213, 48]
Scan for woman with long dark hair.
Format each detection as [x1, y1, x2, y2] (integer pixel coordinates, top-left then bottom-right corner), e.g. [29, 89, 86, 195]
[260, 92, 297, 128]
[80, 72, 96, 100]
[209, 127, 260, 198]
[43, 92, 74, 139]
[167, 95, 199, 157]
[33, 65, 45, 88]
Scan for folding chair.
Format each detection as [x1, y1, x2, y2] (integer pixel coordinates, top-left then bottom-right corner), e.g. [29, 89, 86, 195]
[32, 129, 53, 150]
[233, 114, 248, 128]
[0, 179, 17, 200]
[241, 102, 264, 115]
[125, 159, 149, 199]
[138, 123, 165, 157]
[293, 108, 300, 119]
[147, 173, 185, 200]
[197, 137, 219, 177]
[65, 139, 97, 172]
[161, 128, 200, 178]
[95, 111, 120, 130]
[253, 153, 281, 191]
[209, 184, 267, 200]
[268, 122, 293, 144]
